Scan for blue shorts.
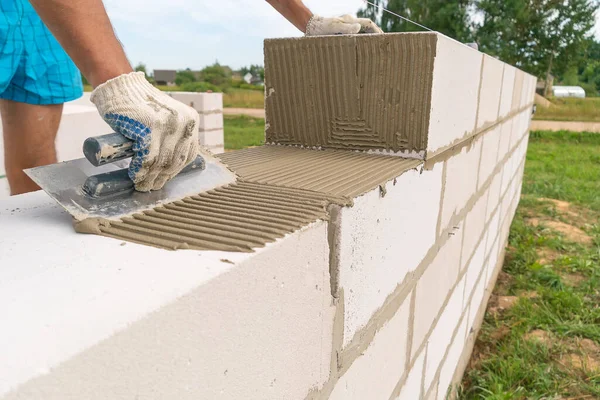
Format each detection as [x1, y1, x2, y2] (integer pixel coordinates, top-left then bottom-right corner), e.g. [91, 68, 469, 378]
[0, 0, 83, 105]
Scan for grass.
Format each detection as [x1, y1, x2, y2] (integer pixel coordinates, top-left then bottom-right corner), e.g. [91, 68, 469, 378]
[459, 130, 600, 399]
[222, 89, 264, 109]
[534, 97, 600, 122]
[223, 115, 265, 150]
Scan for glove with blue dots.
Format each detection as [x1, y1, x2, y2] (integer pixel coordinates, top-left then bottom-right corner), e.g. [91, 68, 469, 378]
[90, 71, 202, 192]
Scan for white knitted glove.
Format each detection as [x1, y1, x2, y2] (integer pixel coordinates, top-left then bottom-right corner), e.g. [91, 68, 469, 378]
[306, 14, 383, 36]
[90, 71, 202, 192]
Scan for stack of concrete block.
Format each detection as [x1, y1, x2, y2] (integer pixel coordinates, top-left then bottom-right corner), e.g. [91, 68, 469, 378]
[0, 33, 535, 399]
[166, 92, 225, 154]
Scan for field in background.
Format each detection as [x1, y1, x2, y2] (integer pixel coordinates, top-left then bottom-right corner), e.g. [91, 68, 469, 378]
[84, 85, 264, 109]
[459, 131, 600, 399]
[223, 115, 265, 150]
[534, 97, 600, 122]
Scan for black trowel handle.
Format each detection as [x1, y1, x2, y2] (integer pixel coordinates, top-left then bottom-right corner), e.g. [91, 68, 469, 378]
[83, 133, 134, 166]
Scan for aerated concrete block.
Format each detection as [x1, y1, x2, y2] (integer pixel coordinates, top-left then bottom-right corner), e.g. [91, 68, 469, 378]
[461, 188, 489, 263]
[497, 118, 513, 162]
[486, 171, 503, 222]
[437, 317, 468, 400]
[198, 113, 224, 131]
[511, 70, 525, 112]
[329, 298, 411, 400]
[198, 129, 224, 148]
[498, 65, 516, 119]
[476, 55, 504, 130]
[440, 137, 483, 231]
[463, 238, 486, 308]
[337, 165, 443, 346]
[396, 350, 425, 400]
[168, 92, 223, 113]
[412, 223, 463, 357]
[3, 222, 335, 400]
[428, 35, 483, 153]
[423, 276, 466, 390]
[467, 266, 487, 330]
[478, 125, 502, 190]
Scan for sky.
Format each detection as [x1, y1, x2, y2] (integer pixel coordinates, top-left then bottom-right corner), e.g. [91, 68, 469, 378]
[103, 0, 600, 72]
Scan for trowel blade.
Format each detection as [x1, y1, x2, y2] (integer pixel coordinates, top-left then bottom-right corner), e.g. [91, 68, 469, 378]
[24, 156, 236, 221]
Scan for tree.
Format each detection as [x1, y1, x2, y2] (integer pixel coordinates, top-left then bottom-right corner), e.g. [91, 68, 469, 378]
[474, 0, 599, 93]
[357, 0, 473, 42]
[240, 65, 265, 81]
[200, 63, 231, 87]
[134, 63, 148, 77]
[175, 69, 196, 86]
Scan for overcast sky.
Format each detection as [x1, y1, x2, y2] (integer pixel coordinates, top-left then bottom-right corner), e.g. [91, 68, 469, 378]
[103, 0, 600, 71]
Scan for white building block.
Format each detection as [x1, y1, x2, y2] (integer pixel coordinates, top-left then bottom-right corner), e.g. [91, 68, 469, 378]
[520, 74, 534, 109]
[423, 276, 466, 390]
[199, 129, 225, 148]
[167, 92, 223, 113]
[476, 55, 504, 129]
[486, 210, 501, 255]
[511, 70, 525, 112]
[199, 112, 224, 131]
[337, 165, 443, 346]
[467, 265, 488, 330]
[427, 35, 483, 153]
[437, 317, 468, 400]
[497, 118, 513, 163]
[486, 171, 502, 222]
[330, 298, 411, 400]
[498, 65, 516, 119]
[440, 137, 483, 231]
[462, 239, 486, 308]
[0, 103, 111, 178]
[0, 192, 335, 400]
[478, 125, 502, 189]
[0, 178, 8, 198]
[396, 350, 425, 400]
[486, 235, 501, 286]
[461, 189, 489, 264]
[412, 223, 463, 356]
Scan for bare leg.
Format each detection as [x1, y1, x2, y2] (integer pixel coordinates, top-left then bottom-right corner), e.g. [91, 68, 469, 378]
[1, 99, 63, 195]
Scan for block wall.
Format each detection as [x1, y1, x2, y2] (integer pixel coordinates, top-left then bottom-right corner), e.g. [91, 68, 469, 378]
[1, 33, 535, 399]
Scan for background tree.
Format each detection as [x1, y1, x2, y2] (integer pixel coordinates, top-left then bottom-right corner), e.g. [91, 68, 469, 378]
[357, 0, 473, 42]
[475, 0, 599, 93]
[200, 62, 231, 87]
[175, 69, 196, 86]
[240, 65, 265, 81]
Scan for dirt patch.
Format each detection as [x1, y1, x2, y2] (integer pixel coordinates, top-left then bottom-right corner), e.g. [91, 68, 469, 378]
[537, 247, 562, 265]
[545, 221, 592, 245]
[494, 271, 514, 296]
[527, 218, 592, 245]
[558, 352, 600, 373]
[489, 325, 511, 342]
[520, 290, 539, 299]
[488, 295, 519, 315]
[562, 272, 587, 287]
[538, 197, 571, 212]
[524, 329, 553, 345]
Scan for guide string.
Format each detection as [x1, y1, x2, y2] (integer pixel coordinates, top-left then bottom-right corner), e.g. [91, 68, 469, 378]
[361, 0, 435, 33]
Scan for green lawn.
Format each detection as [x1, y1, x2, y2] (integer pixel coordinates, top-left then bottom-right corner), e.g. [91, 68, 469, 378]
[223, 115, 265, 150]
[534, 97, 600, 122]
[459, 131, 600, 399]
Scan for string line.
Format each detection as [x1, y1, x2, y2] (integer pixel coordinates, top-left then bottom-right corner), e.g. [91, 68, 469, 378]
[361, 0, 434, 32]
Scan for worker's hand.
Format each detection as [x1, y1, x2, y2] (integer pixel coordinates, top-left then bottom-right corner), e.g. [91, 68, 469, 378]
[90, 71, 201, 192]
[305, 14, 383, 36]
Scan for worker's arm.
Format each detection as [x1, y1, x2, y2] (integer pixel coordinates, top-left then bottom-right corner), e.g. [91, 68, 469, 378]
[265, 0, 383, 35]
[27, 0, 202, 192]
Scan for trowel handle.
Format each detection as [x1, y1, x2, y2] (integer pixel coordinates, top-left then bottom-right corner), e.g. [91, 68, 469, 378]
[83, 133, 134, 166]
[82, 156, 206, 198]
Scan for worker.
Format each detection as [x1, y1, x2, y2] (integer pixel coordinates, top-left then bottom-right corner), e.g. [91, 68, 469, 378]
[0, 0, 382, 195]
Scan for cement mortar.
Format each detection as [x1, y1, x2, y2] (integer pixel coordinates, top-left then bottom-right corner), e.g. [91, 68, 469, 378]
[263, 33, 437, 154]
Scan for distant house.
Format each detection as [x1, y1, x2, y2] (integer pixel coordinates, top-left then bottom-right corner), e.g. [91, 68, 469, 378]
[552, 86, 586, 98]
[154, 70, 177, 86]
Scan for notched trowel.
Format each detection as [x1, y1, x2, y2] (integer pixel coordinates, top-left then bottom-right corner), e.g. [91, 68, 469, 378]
[25, 132, 236, 221]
